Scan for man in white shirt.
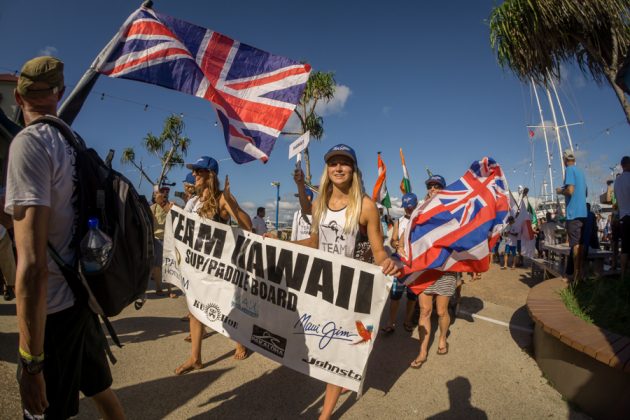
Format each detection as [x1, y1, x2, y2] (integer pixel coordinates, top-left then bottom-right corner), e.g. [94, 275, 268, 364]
[0, 188, 15, 301]
[291, 189, 313, 241]
[614, 156, 630, 279]
[252, 206, 267, 234]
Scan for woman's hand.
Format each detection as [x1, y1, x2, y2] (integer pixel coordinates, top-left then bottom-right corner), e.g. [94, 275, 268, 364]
[223, 175, 237, 206]
[380, 256, 403, 277]
[293, 167, 305, 186]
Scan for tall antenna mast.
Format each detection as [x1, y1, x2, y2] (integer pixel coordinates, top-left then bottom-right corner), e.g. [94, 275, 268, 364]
[549, 75, 576, 152]
[545, 86, 565, 180]
[531, 79, 555, 201]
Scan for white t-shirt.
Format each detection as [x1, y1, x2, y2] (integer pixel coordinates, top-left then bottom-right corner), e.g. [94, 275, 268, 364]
[5, 119, 77, 314]
[614, 171, 630, 219]
[252, 215, 267, 234]
[318, 207, 357, 258]
[291, 210, 312, 241]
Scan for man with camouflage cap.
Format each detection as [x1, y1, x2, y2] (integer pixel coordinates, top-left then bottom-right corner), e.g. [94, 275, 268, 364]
[5, 56, 124, 419]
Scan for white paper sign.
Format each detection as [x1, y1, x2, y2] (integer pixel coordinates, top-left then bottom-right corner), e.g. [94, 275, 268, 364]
[162, 206, 391, 392]
[288, 131, 310, 160]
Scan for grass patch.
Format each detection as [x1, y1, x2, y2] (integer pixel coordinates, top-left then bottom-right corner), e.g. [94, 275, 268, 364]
[559, 275, 630, 337]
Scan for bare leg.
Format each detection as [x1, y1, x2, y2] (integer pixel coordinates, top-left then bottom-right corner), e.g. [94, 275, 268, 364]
[385, 298, 400, 329]
[175, 315, 204, 375]
[435, 295, 451, 352]
[91, 388, 125, 420]
[319, 383, 343, 420]
[411, 293, 433, 366]
[503, 253, 508, 269]
[403, 298, 416, 326]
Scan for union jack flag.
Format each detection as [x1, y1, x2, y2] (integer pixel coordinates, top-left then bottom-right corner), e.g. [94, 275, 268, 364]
[400, 157, 510, 293]
[94, 7, 311, 164]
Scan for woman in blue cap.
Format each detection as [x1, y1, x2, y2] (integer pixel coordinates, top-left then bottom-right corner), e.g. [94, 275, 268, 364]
[175, 156, 253, 375]
[410, 174, 459, 369]
[294, 144, 401, 420]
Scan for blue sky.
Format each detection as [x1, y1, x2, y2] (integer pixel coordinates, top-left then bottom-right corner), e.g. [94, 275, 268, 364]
[1, 0, 628, 222]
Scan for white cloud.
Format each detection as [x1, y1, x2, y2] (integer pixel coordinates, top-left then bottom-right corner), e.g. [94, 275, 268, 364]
[281, 84, 352, 135]
[38, 46, 58, 56]
[314, 84, 351, 116]
[240, 201, 256, 211]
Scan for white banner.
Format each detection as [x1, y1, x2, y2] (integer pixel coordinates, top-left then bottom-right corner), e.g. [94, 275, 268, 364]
[163, 206, 392, 392]
[288, 131, 310, 160]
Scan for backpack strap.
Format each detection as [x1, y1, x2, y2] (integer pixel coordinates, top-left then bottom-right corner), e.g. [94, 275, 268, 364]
[29, 115, 86, 151]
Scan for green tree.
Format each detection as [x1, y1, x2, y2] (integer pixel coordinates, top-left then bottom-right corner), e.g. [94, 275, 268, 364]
[120, 114, 190, 188]
[284, 71, 336, 183]
[489, 0, 630, 124]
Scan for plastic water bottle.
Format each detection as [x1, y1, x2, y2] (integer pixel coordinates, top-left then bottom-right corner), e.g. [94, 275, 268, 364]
[80, 217, 113, 273]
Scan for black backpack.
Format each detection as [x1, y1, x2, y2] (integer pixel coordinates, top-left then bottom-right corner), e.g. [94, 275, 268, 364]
[32, 116, 154, 344]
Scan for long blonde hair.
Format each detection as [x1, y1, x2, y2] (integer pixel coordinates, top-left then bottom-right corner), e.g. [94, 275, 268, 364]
[311, 164, 365, 235]
[197, 171, 221, 219]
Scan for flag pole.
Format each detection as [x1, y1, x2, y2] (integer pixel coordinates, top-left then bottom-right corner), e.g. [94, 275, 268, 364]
[58, 0, 153, 125]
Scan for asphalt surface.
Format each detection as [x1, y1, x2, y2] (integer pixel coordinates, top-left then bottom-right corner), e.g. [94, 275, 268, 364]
[0, 263, 590, 419]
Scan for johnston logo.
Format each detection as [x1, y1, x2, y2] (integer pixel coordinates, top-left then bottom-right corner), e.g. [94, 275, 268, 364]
[250, 325, 287, 358]
[302, 356, 362, 382]
[205, 303, 221, 322]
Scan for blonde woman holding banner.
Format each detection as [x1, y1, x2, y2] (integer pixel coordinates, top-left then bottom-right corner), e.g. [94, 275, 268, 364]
[293, 144, 401, 420]
[175, 156, 253, 375]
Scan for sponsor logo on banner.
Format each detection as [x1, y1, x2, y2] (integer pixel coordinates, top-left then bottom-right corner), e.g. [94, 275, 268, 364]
[353, 321, 373, 344]
[192, 300, 239, 329]
[302, 357, 362, 382]
[293, 313, 357, 349]
[251, 325, 287, 358]
[231, 294, 259, 318]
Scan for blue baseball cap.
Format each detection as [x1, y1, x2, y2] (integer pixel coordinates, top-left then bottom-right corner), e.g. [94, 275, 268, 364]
[402, 193, 418, 209]
[186, 156, 219, 174]
[425, 175, 446, 189]
[183, 172, 195, 185]
[324, 144, 357, 164]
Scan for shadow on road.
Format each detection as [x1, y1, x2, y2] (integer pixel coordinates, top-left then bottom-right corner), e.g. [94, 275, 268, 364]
[0, 331, 17, 363]
[79, 368, 232, 419]
[426, 376, 487, 420]
[455, 296, 484, 322]
[509, 305, 534, 352]
[109, 316, 188, 345]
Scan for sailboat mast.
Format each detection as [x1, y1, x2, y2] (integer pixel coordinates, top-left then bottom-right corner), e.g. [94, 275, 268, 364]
[531, 80, 555, 201]
[549, 76, 575, 152]
[545, 86, 565, 180]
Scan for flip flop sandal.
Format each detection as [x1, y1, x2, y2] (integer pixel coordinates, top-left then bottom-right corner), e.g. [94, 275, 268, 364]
[169, 293, 179, 298]
[437, 343, 449, 355]
[380, 325, 396, 334]
[174, 362, 203, 375]
[234, 348, 249, 360]
[410, 358, 427, 369]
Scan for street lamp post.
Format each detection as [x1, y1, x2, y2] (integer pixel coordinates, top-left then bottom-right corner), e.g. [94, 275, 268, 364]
[271, 181, 280, 231]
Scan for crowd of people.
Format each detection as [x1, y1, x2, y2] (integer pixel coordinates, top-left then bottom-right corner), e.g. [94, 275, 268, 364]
[2, 55, 629, 420]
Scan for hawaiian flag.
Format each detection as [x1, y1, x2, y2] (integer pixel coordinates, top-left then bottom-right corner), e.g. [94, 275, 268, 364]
[94, 6, 311, 164]
[372, 152, 391, 208]
[401, 157, 510, 293]
[399, 148, 412, 194]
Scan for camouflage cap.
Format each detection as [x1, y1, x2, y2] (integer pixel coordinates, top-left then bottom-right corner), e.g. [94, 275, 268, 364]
[17, 56, 65, 98]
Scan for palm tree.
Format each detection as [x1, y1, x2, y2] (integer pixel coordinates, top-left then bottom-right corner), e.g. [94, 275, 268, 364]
[120, 114, 191, 189]
[489, 0, 630, 124]
[284, 71, 336, 183]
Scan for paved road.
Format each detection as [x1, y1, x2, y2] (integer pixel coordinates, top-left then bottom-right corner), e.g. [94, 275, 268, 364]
[0, 264, 590, 419]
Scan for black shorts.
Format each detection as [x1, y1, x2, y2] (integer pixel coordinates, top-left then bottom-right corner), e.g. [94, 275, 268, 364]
[42, 303, 113, 419]
[566, 218, 586, 247]
[621, 216, 630, 254]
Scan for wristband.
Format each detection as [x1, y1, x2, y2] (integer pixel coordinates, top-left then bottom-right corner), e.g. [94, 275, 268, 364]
[19, 347, 44, 363]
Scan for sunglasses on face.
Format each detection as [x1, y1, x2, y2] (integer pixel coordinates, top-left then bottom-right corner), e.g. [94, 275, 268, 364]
[427, 184, 442, 190]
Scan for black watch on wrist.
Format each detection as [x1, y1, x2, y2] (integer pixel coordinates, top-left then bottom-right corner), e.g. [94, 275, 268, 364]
[19, 356, 44, 375]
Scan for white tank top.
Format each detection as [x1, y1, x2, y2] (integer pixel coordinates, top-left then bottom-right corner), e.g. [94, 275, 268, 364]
[318, 207, 358, 258]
